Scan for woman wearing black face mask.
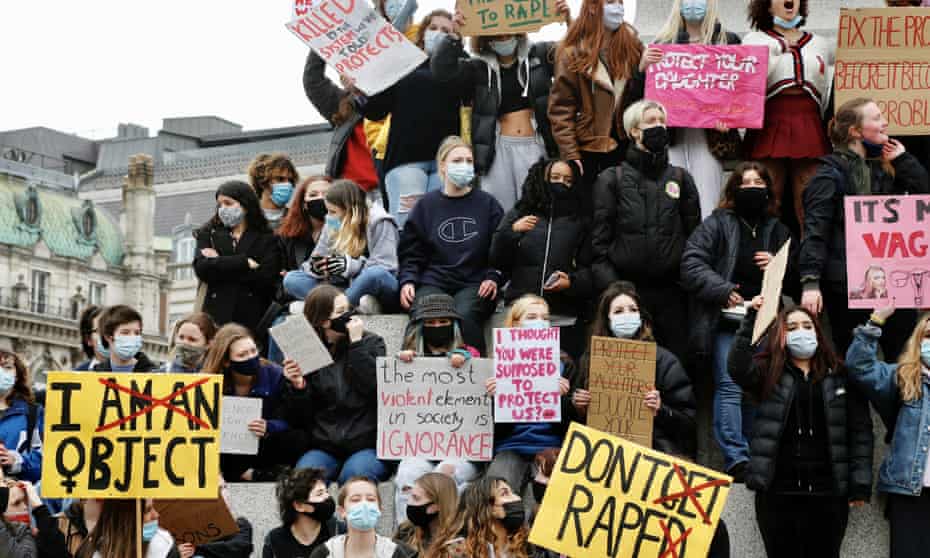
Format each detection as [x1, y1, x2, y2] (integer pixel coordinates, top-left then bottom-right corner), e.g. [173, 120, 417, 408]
[591, 100, 701, 363]
[394, 472, 462, 558]
[490, 159, 593, 358]
[681, 161, 797, 480]
[438, 476, 533, 558]
[263, 467, 337, 558]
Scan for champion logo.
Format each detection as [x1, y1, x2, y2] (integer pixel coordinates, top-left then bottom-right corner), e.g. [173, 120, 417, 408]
[438, 217, 479, 243]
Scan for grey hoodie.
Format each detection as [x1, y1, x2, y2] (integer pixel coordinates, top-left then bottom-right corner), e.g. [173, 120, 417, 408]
[303, 202, 399, 279]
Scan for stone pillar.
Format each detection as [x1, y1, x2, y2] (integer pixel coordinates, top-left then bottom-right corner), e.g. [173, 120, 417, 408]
[121, 154, 161, 334]
[11, 275, 27, 310]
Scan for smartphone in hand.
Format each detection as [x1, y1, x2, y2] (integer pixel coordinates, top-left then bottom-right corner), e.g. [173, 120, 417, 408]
[544, 272, 560, 289]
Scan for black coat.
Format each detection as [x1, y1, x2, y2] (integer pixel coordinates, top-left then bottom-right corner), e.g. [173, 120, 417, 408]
[592, 147, 701, 290]
[431, 35, 558, 174]
[303, 51, 362, 180]
[576, 345, 697, 458]
[489, 206, 593, 317]
[196, 518, 253, 558]
[680, 209, 796, 362]
[193, 224, 281, 335]
[728, 310, 874, 500]
[800, 151, 929, 289]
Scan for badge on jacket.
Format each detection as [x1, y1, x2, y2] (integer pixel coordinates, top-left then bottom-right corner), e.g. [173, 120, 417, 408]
[665, 181, 681, 199]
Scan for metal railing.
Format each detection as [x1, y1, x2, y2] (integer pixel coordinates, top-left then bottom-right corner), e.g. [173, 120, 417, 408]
[168, 262, 195, 282]
[0, 287, 80, 320]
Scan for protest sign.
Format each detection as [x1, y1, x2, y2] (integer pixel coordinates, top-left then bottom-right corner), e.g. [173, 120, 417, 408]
[586, 337, 655, 447]
[493, 327, 561, 423]
[845, 195, 930, 309]
[155, 498, 238, 546]
[457, 0, 563, 36]
[836, 8, 930, 135]
[294, 0, 315, 17]
[645, 44, 768, 129]
[269, 314, 333, 374]
[42, 372, 221, 499]
[752, 239, 792, 344]
[285, 0, 427, 96]
[529, 423, 732, 558]
[377, 357, 494, 461]
[220, 396, 261, 455]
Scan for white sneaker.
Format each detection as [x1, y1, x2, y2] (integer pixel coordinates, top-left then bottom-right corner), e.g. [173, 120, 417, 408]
[358, 295, 382, 315]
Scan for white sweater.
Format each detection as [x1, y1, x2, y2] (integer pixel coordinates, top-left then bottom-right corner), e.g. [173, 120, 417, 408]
[743, 29, 835, 113]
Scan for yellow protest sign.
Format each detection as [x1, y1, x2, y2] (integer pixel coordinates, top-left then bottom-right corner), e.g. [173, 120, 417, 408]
[529, 423, 731, 558]
[41, 372, 222, 499]
[457, 0, 563, 36]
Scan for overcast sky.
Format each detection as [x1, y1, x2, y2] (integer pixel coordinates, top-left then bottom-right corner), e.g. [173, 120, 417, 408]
[0, 0, 635, 139]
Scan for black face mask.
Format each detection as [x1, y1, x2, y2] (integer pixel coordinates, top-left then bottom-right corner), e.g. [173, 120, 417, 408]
[548, 181, 575, 200]
[405, 502, 439, 528]
[734, 187, 769, 219]
[531, 481, 547, 505]
[329, 310, 356, 334]
[422, 324, 454, 349]
[641, 126, 669, 153]
[229, 355, 261, 377]
[500, 501, 525, 534]
[301, 497, 336, 522]
[304, 198, 328, 221]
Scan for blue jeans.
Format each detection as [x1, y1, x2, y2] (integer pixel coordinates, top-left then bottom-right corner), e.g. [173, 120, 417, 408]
[296, 448, 390, 484]
[712, 329, 755, 470]
[384, 161, 442, 228]
[266, 313, 288, 364]
[283, 266, 399, 308]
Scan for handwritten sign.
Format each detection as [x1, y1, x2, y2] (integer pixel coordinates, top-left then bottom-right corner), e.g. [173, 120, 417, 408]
[285, 0, 427, 96]
[155, 498, 238, 546]
[220, 396, 261, 456]
[845, 195, 930, 309]
[645, 44, 768, 129]
[587, 337, 655, 447]
[753, 239, 791, 344]
[493, 327, 561, 423]
[377, 357, 494, 461]
[269, 314, 333, 374]
[42, 372, 221, 499]
[457, 0, 563, 36]
[294, 0, 315, 17]
[836, 8, 930, 136]
[529, 423, 732, 558]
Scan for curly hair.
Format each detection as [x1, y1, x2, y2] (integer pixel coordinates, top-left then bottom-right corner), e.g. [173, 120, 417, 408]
[414, 9, 453, 49]
[747, 0, 808, 31]
[513, 158, 578, 216]
[247, 153, 299, 196]
[453, 476, 529, 558]
[276, 467, 328, 526]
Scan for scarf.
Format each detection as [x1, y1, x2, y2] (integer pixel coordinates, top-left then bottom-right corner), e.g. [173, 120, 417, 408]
[835, 147, 872, 195]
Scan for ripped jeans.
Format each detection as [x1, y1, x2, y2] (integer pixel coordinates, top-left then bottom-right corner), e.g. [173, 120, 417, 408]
[384, 161, 443, 228]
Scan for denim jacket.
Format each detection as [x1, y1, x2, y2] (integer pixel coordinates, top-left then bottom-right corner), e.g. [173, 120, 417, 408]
[846, 324, 930, 496]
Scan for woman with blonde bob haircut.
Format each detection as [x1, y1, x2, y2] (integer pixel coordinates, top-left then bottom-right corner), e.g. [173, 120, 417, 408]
[395, 472, 463, 558]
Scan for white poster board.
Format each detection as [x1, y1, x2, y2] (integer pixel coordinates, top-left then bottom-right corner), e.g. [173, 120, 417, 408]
[220, 396, 262, 455]
[270, 314, 334, 374]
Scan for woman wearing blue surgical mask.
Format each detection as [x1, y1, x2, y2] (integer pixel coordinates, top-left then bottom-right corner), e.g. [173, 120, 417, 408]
[430, 1, 570, 212]
[0, 345, 44, 484]
[575, 282, 697, 458]
[398, 137, 504, 355]
[729, 299, 873, 558]
[247, 153, 300, 231]
[93, 304, 159, 373]
[78, 498, 179, 558]
[846, 307, 930, 558]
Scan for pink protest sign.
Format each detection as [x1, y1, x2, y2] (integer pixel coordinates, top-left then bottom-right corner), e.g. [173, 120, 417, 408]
[645, 44, 768, 129]
[845, 195, 930, 309]
[493, 328, 561, 423]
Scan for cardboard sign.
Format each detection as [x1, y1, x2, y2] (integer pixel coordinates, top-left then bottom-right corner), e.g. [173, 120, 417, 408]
[529, 423, 732, 558]
[285, 0, 427, 96]
[269, 314, 333, 374]
[42, 372, 221, 499]
[586, 337, 656, 447]
[493, 327, 561, 423]
[457, 0, 563, 36]
[752, 239, 792, 344]
[836, 8, 930, 136]
[220, 396, 261, 455]
[845, 195, 930, 309]
[645, 44, 768, 129]
[377, 357, 494, 461]
[155, 498, 239, 546]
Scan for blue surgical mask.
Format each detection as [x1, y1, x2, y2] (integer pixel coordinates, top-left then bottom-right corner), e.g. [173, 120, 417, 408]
[446, 162, 475, 188]
[270, 182, 294, 207]
[491, 37, 518, 57]
[217, 205, 244, 229]
[0, 369, 15, 395]
[384, 0, 405, 21]
[523, 319, 551, 330]
[113, 335, 143, 360]
[603, 3, 625, 31]
[773, 14, 802, 29]
[346, 501, 381, 531]
[680, 0, 707, 23]
[95, 337, 110, 359]
[921, 340, 930, 367]
[325, 214, 342, 231]
[424, 29, 446, 55]
[862, 138, 885, 159]
[141, 520, 159, 543]
[786, 329, 818, 359]
[610, 313, 641, 339]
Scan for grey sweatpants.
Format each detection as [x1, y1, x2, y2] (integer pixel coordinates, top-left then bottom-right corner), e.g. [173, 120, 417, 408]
[481, 135, 546, 213]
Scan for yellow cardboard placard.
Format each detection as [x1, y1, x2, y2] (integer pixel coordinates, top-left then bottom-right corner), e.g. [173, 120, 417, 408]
[41, 372, 222, 499]
[529, 423, 731, 558]
[457, 0, 563, 36]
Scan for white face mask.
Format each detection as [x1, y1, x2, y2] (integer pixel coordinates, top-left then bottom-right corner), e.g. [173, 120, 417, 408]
[603, 3, 625, 31]
[424, 29, 446, 55]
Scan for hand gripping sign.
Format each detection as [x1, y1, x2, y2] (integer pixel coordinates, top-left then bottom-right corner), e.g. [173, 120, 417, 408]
[42, 372, 222, 499]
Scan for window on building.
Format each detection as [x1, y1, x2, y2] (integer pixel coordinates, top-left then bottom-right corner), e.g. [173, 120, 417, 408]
[89, 282, 106, 306]
[174, 237, 196, 281]
[31, 270, 50, 314]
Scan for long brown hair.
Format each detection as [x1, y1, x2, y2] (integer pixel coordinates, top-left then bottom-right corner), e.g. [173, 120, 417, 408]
[398, 473, 462, 558]
[446, 476, 529, 558]
[589, 281, 655, 341]
[326, 180, 369, 258]
[303, 284, 345, 343]
[719, 161, 778, 216]
[278, 175, 332, 239]
[201, 324, 268, 394]
[558, 0, 643, 81]
[3, 352, 33, 405]
[896, 312, 930, 402]
[76, 499, 149, 558]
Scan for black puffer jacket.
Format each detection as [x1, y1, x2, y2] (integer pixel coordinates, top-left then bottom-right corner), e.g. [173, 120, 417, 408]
[681, 208, 795, 363]
[728, 309, 874, 499]
[576, 344, 697, 458]
[592, 147, 701, 290]
[489, 206, 593, 317]
[303, 51, 363, 180]
[280, 331, 386, 459]
[431, 34, 558, 174]
[800, 151, 929, 289]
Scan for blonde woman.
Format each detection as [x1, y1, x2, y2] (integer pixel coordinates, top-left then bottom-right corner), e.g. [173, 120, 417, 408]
[283, 179, 399, 313]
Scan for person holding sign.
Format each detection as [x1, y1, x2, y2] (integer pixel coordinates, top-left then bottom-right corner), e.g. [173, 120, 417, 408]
[800, 98, 929, 360]
[0, 344, 43, 483]
[162, 313, 217, 373]
[429, 0, 568, 212]
[846, 307, 930, 557]
[436, 475, 532, 558]
[728, 298, 873, 558]
[92, 305, 160, 373]
[78, 499, 179, 558]
[681, 161, 795, 477]
[394, 472, 462, 558]
[263, 467, 336, 557]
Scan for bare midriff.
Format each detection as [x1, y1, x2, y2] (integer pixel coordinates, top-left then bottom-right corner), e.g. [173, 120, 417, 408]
[499, 108, 535, 137]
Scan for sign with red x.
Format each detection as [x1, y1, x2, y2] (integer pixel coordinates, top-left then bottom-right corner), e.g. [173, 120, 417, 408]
[42, 372, 223, 499]
[529, 423, 732, 558]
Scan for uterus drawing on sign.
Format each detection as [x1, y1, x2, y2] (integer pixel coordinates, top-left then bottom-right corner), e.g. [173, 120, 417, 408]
[891, 269, 930, 306]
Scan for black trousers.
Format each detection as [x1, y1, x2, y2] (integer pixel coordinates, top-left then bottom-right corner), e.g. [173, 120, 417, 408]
[635, 281, 689, 365]
[822, 283, 917, 361]
[889, 489, 930, 558]
[755, 492, 849, 558]
[578, 148, 624, 217]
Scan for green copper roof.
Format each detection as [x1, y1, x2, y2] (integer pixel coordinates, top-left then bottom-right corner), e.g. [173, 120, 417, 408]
[0, 174, 125, 266]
